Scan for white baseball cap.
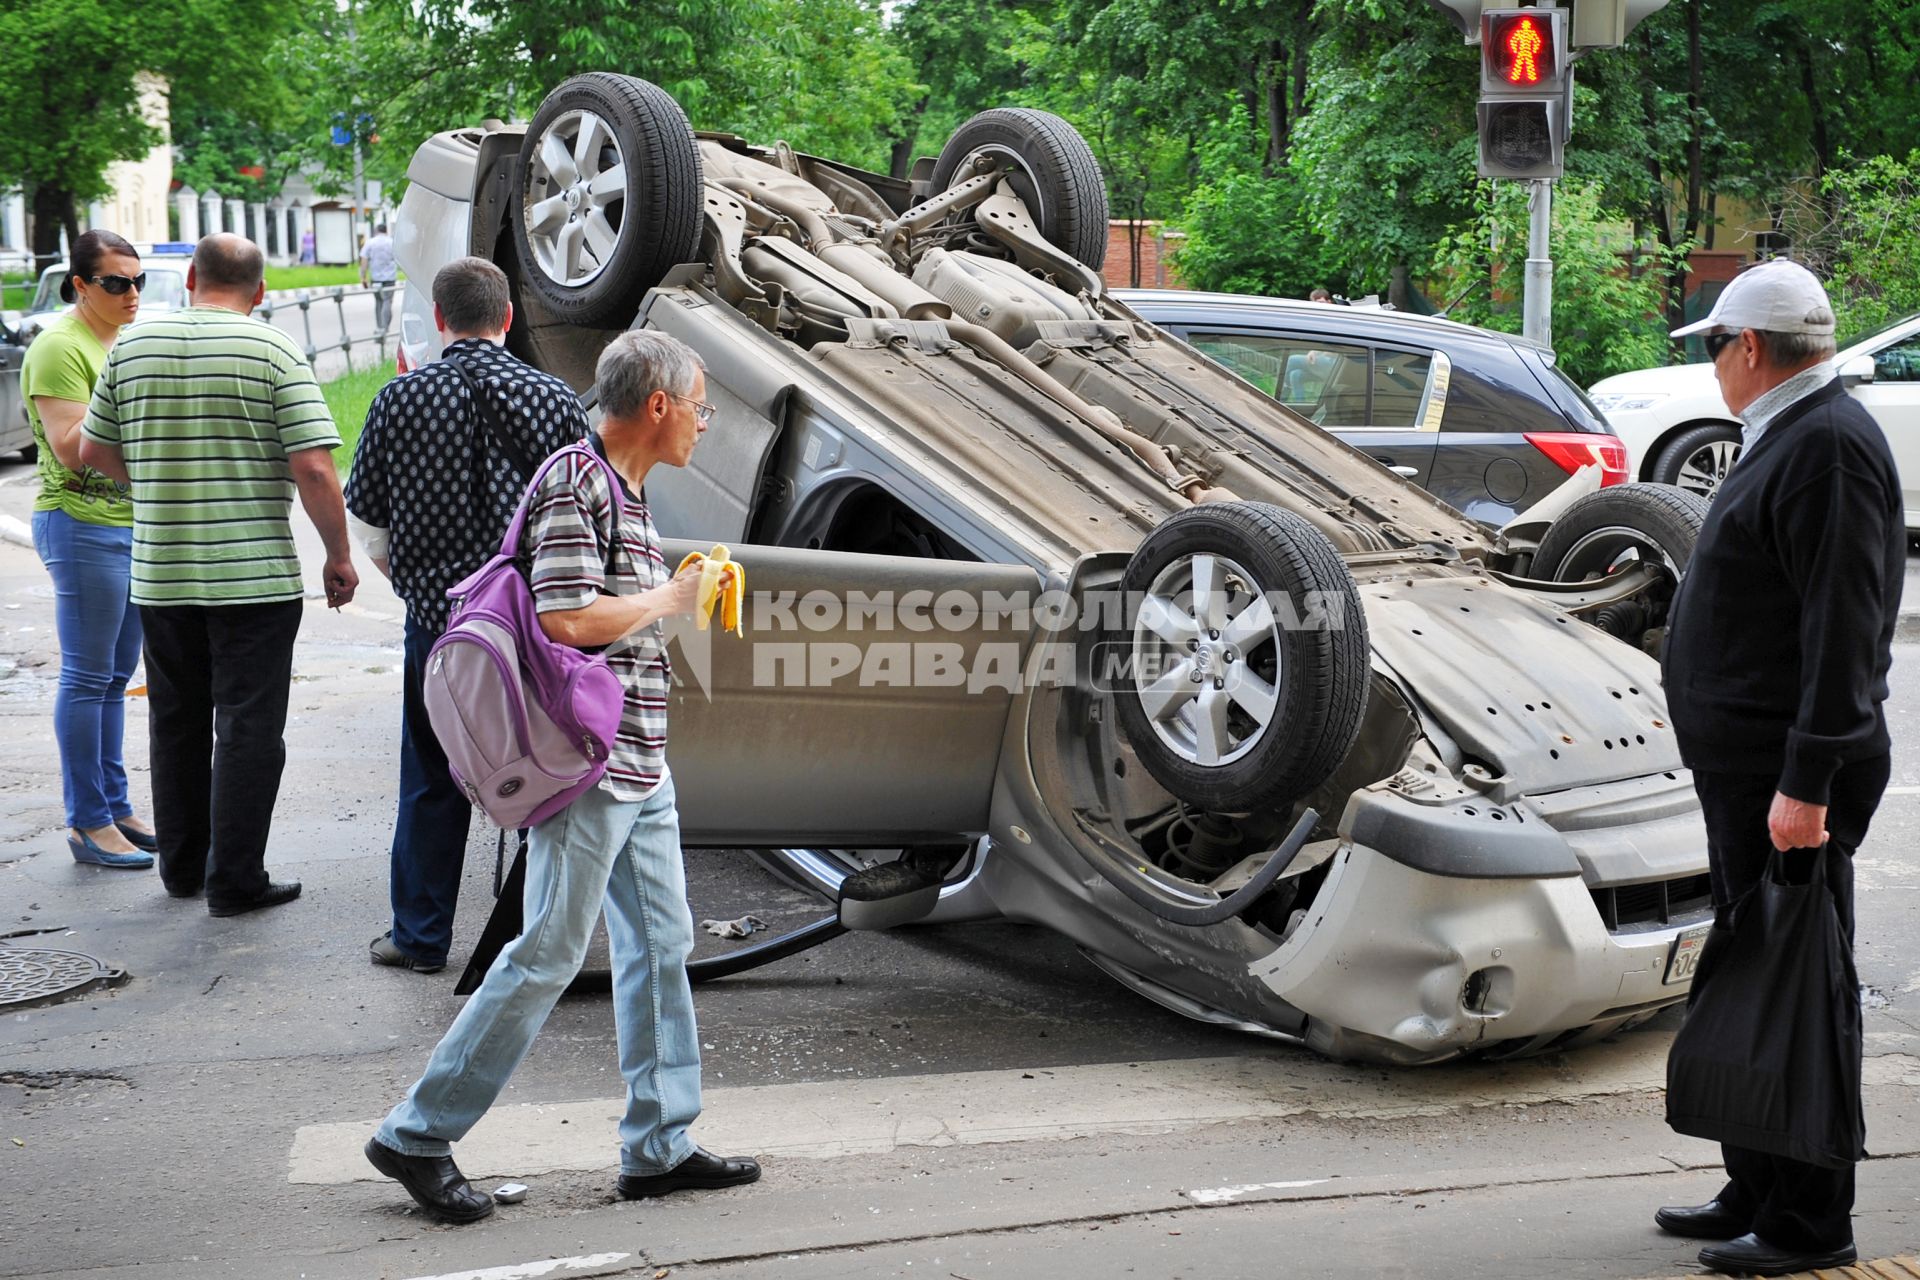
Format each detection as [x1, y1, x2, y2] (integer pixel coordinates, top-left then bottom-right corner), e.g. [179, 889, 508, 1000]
[1671, 259, 1836, 338]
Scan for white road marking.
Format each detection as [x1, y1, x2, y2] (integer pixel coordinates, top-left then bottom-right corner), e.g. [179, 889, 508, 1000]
[403, 1255, 629, 1280]
[291, 1048, 1920, 1188]
[291, 1037, 1676, 1185]
[1883, 785, 1920, 795]
[1187, 1178, 1331, 1205]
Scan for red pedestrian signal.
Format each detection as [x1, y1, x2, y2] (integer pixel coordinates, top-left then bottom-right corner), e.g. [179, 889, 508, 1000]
[1480, 8, 1567, 95]
[1477, 7, 1569, 179]
[1501, 15, 1546, 83]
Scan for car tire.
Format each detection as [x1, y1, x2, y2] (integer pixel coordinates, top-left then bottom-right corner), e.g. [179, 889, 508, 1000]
[15, 442, 36, 464]
[1531, 482, 1709, 585]
[1650, 422, 1741, 498]
[931, 108, 1109, 271]
[511, 72, 704, 327]
[1112, 502, 1369, 813]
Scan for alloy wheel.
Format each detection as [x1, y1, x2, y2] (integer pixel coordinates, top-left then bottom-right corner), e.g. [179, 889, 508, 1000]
[1131, 553, 1285, 768]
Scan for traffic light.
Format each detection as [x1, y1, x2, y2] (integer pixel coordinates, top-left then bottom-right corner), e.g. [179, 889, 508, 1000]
[1477, 7, 1569, 180]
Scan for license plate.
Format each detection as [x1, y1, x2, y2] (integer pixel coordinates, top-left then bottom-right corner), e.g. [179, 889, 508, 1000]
[1663, 924, 1712, 985]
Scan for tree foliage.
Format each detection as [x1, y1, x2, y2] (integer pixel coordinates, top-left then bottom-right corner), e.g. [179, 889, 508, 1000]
[1431, 181, 1687, 385]
[15, 0, 1920, 376]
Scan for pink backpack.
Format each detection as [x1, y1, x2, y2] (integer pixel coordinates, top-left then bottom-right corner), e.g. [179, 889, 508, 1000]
[423, 444, 628, 829]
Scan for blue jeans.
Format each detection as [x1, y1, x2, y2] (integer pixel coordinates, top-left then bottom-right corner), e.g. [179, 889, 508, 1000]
[389, 619, 473, 965]
[31, 510, 141, 830]
[376, 779, 702, 1174]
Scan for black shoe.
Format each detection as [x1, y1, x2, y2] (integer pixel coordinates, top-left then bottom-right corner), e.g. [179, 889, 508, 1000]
[363, 1138, 494, 1223]
[369, 931, 445, 974]
[616, 1147, 761, 1199]
[1697, 1233, 1856, 1276]
[1655, 1198, 1750, 1240]
[207, 880, 302, 917]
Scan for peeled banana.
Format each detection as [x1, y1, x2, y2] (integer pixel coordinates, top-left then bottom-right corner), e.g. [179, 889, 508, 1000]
[675, 544, 746, 635]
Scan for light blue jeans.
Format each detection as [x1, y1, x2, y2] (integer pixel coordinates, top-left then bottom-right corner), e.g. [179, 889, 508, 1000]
[31, 510, 141, 830]
[376, 778, 702, 1175]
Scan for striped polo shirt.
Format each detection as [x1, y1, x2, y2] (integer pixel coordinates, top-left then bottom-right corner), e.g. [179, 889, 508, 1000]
[518, 441, 671, 799]
[83, 306, 341, 606]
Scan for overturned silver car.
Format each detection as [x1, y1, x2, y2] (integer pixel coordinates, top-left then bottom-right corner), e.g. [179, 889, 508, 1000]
[397, 73, 1713, 1064]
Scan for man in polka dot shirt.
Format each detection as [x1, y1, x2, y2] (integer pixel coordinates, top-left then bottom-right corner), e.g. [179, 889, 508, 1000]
[344, 257, 587, 975]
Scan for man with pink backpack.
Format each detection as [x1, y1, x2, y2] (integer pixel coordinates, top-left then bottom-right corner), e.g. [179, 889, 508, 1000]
[364, 329, 759, 1222]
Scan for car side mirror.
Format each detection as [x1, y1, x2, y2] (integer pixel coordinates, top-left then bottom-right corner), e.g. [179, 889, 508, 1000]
[1839, 354, 1876, 386]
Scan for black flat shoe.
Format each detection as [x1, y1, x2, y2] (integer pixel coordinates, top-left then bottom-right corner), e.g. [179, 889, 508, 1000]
[1654, 1197, 1749, 1239]
[616, 1147, 761, 1198]
[207, 880, 302, 917]
[1698, 1233, 1856, 1276]
[369, 931, 445, 974]
[363, 1137, 494, 1223]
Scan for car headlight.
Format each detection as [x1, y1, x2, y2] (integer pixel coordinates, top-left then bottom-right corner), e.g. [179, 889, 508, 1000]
[1589, 392, 1669, 413]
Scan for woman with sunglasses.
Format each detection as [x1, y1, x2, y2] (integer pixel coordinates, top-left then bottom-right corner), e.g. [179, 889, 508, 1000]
[21, 229, 157, 869]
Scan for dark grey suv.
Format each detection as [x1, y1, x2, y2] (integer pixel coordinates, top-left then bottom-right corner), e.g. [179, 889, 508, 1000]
[1118, 290, 1624, 525]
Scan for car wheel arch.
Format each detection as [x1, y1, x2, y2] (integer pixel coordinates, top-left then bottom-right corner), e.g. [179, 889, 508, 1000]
[1640, 416, 1740, 481]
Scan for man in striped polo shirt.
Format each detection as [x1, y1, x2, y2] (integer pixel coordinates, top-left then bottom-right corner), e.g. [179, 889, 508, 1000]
[80, 234, 358, 917]
[366, 330, 760, 1224]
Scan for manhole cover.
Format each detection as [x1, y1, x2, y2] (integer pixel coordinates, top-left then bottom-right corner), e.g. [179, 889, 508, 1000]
[0, 948, 127, 1010]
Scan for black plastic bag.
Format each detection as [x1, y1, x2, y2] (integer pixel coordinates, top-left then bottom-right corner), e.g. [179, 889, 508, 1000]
[1666, 844, 1865, 1169]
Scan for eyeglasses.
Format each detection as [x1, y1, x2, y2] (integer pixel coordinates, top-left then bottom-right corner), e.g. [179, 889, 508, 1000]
[670, 392, 716, 423]
[1704, 330, 1739, 362]
[88, 273, 146, 296]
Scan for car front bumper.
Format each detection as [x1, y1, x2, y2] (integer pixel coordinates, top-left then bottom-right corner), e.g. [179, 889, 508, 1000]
[1251, 839, 1699, 1060]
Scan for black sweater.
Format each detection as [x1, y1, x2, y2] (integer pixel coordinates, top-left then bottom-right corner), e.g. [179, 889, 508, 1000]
[1662, 378, 1903, 804]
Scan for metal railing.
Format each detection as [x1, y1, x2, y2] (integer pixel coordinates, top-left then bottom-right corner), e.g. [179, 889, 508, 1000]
[256, 281, 406, 373]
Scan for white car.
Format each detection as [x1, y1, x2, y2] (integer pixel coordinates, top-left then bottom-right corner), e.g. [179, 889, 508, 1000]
[1591, 313, 1920, 529]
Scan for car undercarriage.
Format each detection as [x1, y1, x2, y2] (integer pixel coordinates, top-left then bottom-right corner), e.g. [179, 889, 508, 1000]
[398, 73, 1714, 1064]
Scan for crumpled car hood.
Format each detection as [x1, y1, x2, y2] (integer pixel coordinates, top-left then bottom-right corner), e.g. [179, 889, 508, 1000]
[1361, 575, 1681, 796]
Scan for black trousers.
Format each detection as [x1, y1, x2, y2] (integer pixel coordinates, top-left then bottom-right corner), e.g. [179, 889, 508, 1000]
[1690, 754, 1889, 1251]
[139, 600, 304, 907]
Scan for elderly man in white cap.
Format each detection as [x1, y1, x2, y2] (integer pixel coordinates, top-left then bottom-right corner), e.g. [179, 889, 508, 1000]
[1652, 259, 1903, 1275]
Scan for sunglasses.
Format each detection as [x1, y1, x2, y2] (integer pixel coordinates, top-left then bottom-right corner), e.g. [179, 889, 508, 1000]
[88, 273, 147, 296]
[670, 392, 716, 423]
[1703, 330, 1739, 362]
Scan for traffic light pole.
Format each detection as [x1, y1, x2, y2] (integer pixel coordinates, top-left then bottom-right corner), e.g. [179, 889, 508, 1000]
[1524, 178, 1552, 348]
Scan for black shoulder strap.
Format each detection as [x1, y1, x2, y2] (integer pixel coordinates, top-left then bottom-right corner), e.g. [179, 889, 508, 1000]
[449, 353, 541, 481]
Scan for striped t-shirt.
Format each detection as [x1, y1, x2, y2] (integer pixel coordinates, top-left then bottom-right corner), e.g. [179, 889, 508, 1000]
[83, 306, 341, 606]
[519, 441, 672, 799]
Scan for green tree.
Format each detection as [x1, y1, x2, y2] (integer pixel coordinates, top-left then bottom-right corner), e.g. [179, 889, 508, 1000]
[887, 0, 1059, 177]
[1287, 4, 1479, 308]
[1431, 181, 1687, 385]
[1780, 152, 1920, 343]
[0, 0, 307, 267]
[1170, 133, 1339, 298]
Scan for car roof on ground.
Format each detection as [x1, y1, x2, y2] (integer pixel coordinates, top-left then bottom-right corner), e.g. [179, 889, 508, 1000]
[1114, 287, 1550, 355]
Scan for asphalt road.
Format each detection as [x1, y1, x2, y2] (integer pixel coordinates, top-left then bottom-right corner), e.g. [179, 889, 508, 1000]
[2, 461, 1918, 1280]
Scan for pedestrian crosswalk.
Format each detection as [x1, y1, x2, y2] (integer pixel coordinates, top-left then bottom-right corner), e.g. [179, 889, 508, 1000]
[291, 1033, 1689, 1185]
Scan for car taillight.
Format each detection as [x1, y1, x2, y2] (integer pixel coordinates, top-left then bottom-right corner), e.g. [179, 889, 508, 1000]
[395, 345, 413, 375]
[1526, 432, 1628, 486]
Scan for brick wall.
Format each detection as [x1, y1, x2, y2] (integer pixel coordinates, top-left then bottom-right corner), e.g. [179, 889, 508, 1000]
[1102, 221, 1187, 290]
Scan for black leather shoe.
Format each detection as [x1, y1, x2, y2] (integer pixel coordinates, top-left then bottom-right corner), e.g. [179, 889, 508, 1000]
[370, 931, 446, 974]
[1697, 1233, 1856, 1276]
[1654, 1198, 1750, 1239]
[207, 880, 301, 917]
[616, 1147, 761, 1198]
[363, 1138, 494, 1223]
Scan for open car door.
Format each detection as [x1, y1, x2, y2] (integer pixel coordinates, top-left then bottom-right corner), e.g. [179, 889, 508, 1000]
[663, 541, 1046, 846]
[455, 542, 1047, 992]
